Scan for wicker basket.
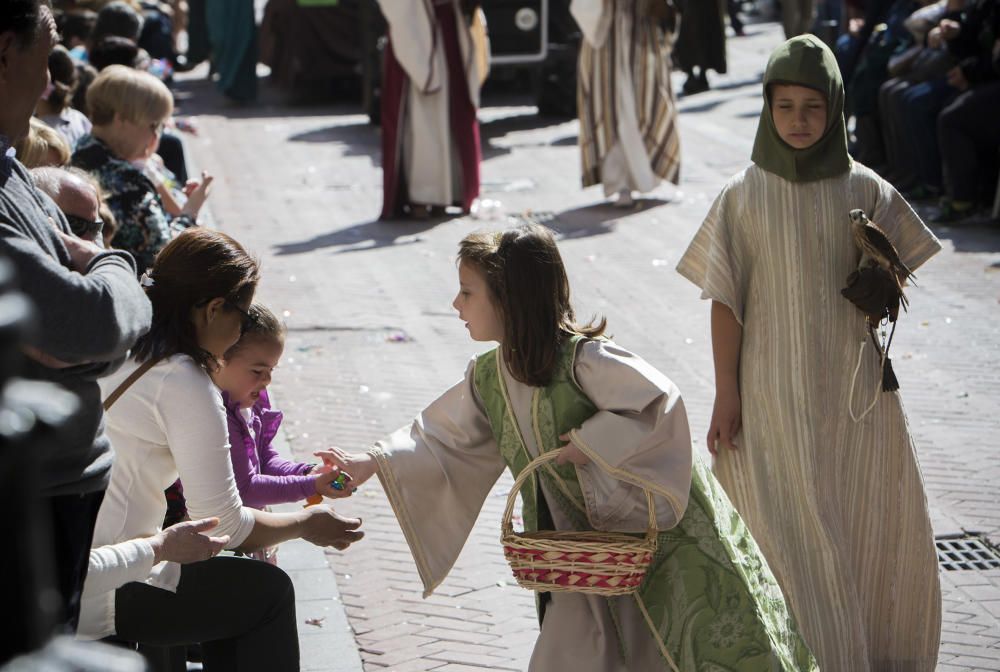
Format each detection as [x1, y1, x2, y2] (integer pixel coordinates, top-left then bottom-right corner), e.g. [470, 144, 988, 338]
[500, 451, 658, 596]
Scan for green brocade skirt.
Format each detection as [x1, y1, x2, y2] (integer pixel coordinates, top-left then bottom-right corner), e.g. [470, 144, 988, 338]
[635, 458, 818, 671]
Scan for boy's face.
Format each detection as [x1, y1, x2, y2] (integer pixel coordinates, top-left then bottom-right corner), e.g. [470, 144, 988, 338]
[453, 259, 504, 343]
[214, 339, 283, 409]
[770, 84, 828, 150]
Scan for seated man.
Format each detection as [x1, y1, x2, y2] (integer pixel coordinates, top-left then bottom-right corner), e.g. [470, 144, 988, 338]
[0, 0, 152, 638]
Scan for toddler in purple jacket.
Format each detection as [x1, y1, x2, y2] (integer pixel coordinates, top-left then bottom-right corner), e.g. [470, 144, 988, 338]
[212, 304, 346, 537]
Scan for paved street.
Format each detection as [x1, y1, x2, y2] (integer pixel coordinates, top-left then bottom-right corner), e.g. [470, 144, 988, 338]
[176, 18, 1000, 671]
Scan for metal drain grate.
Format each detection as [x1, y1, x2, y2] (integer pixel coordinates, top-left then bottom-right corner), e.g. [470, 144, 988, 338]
[935, 534, 1000, 571]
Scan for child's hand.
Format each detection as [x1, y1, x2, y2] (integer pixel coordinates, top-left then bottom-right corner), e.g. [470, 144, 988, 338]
[555, 433, 591, 466]
[314, 447, 378, 487]
[707, 387, 742, 456]
[314, 468, 354, 498]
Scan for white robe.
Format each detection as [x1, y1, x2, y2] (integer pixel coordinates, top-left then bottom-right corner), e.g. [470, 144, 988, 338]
[379, 0, 488, 207]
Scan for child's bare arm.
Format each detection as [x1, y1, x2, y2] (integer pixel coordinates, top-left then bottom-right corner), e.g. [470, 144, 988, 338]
[708, 301, 743, 454]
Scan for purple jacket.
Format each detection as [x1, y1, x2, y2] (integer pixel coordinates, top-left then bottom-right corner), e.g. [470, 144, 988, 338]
[225, 389, 316, 508]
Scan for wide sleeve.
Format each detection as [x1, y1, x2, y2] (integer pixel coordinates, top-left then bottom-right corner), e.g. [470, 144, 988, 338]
[870, 175, 941, 273]
[86, 539, 157, 596]
[567, 340, 693, 534]
[156, 362, 256, 548]
[378, 0, 441, 93]
[570, 0, 612, 48]
[675, 179, 751, 325]
[371, 359, 506, 597]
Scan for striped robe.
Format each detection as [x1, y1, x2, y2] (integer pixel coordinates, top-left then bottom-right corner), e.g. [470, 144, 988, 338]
[574, 0, 681, 195]
[677, 162, 943, 671]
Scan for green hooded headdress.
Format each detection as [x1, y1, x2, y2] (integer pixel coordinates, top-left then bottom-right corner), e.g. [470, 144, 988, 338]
[750, 34, 851, 182]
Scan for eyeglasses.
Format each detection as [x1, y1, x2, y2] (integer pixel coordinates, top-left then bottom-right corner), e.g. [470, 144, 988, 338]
[226, 300, 257, 333]
[149, 121, 165, 136]
[64, 214, 104, 239]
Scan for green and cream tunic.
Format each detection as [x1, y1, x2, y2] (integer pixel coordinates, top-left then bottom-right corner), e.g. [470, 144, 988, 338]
[372, 337, 817, 671]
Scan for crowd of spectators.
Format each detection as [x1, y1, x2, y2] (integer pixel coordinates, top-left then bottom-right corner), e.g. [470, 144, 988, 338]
[836, 0, 999, 222]
[1, 1, 362, 670]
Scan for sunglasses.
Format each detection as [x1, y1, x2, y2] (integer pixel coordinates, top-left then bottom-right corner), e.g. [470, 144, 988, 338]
[226, 300, 257, 333]
[64, 214, 104, 239]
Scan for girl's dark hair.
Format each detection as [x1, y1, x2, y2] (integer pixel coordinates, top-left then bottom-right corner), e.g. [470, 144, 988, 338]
[47, 45, 78, 111]
[132, 228, 260, 371]
[58, 10, 97, 46]
[223, 303, 286, 360]
[458, 223, 606, 387]
[72, 62, 98, 112]
[89, 35, 140, 71]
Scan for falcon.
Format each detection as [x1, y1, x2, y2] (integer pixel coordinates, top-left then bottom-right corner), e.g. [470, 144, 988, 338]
[841, 209, 914, 323]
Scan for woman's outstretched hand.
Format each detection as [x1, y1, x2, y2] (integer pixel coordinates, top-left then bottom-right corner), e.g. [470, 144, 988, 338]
[313, 447, 378, 487]
[707, 387, 742, 456]
[301, 507, 364, 551]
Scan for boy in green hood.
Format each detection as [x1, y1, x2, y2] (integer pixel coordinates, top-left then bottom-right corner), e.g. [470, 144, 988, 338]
[678, 35, 943, 671]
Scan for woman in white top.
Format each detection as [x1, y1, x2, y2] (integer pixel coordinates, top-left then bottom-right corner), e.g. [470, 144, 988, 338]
[81, 228, 364, 671]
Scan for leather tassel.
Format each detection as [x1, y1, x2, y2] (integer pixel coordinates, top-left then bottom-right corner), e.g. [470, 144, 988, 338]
[882, 357, 899, 392]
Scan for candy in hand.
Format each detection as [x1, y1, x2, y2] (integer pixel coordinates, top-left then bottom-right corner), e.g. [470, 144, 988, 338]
[331, 472, 350, 491]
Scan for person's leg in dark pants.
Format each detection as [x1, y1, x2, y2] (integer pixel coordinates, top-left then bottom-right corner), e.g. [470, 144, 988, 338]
[45, 490, 105, 632]
[899, 78, 953, 195]
[938, 82, 1000, 205]
[727, 0, 745, 35]
[156, 131, 188, 185]
[115, 556, 299, 672]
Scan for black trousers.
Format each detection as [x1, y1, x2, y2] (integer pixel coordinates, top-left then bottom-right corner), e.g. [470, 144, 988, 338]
[938, 81, 1000, 204]
[115, 556, 299, 672]
[156, 131, 188, 184]
[46, 490, 105, 632]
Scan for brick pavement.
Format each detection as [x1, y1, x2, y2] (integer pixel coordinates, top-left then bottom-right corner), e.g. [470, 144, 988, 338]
[177, 18, 1000, 671]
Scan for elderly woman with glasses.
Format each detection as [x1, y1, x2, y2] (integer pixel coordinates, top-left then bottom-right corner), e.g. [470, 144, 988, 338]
[72, 65, 213, 274]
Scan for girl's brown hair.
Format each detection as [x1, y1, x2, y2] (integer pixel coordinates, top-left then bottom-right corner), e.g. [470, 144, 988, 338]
[458, 223, 606, 387]
[132, 228, 260, 371]
[47, 45, 78, 112]
[223, 303, 286, 360]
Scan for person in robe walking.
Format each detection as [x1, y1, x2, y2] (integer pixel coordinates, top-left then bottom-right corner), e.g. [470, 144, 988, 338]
[317, 224, 818, 672]
[378, 0, 489, 219]
[674, 0, 728, 94]
[573, 0, 681, 207]
[677, 35, 942, 670]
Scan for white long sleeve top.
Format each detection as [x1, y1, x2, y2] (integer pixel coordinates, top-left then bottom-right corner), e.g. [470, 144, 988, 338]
[78, 354, 256, 640]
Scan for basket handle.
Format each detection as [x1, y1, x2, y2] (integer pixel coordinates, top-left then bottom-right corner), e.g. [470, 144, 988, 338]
[501, 451, 658, 543]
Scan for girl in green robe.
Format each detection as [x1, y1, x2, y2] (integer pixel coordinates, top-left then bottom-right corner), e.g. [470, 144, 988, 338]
[320, 223, 817, 671]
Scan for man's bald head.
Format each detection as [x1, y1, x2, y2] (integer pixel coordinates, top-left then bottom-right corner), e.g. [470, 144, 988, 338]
[32, 166, 101, 231]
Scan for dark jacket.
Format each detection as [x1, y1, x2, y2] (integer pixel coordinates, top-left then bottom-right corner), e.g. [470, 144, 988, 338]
[0, 158, 151, 495]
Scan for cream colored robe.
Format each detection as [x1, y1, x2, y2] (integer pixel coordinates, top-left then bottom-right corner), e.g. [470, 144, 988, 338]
[372, 340, 693, 671]
[572, 0, 681, 195]
[677, 162, 943, 671]
[378, 0, 488, 207]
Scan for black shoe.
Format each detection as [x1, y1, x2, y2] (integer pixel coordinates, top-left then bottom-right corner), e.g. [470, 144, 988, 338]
[682, 74, 710, 96]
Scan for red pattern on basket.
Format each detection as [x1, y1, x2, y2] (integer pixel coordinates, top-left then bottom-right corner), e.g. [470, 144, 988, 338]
[503, 547, 653, 589]
[510, 567, 647, 588]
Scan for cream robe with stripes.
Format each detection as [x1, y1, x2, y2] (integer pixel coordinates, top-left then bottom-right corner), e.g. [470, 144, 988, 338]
[573, 0, 681, 195]
[677, 162, 943, 671]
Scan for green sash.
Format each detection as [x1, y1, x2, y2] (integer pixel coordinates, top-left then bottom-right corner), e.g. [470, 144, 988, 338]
[473, 337, 818, 671]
